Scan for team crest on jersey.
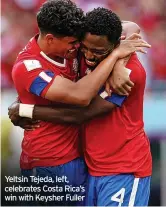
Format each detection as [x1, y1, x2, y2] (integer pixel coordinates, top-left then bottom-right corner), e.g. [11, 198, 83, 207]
[72, 58, 79, 74]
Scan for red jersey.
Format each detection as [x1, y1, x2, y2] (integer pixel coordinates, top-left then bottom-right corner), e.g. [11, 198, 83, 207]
[81, 54, 152, 177]
[12, 35, 80, 169]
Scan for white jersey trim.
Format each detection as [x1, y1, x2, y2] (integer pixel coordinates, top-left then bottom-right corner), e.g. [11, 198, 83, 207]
[40, 51, 66, 67]
[100, 91, 109, 99]
[39, 72, 52, 83]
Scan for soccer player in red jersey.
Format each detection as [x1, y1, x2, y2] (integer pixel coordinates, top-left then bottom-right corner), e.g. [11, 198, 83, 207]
[9, 3, 151, 206]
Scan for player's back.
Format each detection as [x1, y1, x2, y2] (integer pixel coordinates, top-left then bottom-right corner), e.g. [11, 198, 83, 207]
[84, 54, 152, 177]
[12, 35, 81, 169]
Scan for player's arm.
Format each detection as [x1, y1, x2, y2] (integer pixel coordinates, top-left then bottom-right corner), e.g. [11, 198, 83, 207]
[107, 22, 140, 95]
[34, 96, 117, 124]
[8, 59, 143, 128]
[44, 38, 149, 106]
[8, 57, 145, 127]
[8, 95, 119, 126]
[14, 39, 149, 108]
[9, 73, 126, 127]
[44, 51, 119, 106]
[106, 32, 144, 96]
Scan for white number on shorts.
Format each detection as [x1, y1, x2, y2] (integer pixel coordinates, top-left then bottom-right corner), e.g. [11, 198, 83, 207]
[110, 178, 140, 207]
[111, 188, 125, 207]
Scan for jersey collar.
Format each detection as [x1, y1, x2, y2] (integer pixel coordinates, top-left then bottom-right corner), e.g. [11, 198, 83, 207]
[29, 34, 66, 67]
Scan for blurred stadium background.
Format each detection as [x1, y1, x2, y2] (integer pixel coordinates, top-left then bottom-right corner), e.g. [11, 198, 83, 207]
[1, 0, 166, 206]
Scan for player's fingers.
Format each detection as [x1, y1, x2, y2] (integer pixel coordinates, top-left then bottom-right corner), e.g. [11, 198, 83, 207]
[21, 118, 40, 125]
[135, 48, 147, 54]
[31, 120, 40, 124]
[26, 124, 40, 129]
[127, 39, 150, 46]
[119, 87, 129, 96]
[122, 84, 132, 93]
[127, 33, 142, 40]
[116, 89, 127, 96]
[9, 114, 18, 123]
[126, 80, 135, 87]
[25, 128, 35, 131]
[135, 41, 151, 48]
[8, 110, 12, 116]
[11, 120, 19, 126]
[24, 125, 39, 130]
[115, 87, 129, 96]
[8, 111, 16, 118]
[32, 124, 41, 128]
[133, 46, 148, 53]
[111, 81, 127, 95]
[105, 81, 111, 96]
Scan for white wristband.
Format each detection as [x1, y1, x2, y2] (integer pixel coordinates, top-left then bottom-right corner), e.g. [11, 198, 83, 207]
[19, 104, 35, 119]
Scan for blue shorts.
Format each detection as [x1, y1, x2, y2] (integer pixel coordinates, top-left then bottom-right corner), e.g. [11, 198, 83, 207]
[86, 174, 151, 206]
[21, 157, 88, 206]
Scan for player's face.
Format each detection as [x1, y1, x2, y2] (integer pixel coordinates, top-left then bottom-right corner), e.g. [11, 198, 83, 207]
[81, 33, 114, 69]
[46, 34, 80, 59]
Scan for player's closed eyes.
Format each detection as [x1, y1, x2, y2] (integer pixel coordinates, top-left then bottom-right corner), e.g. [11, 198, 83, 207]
[80, 43, 114, 56]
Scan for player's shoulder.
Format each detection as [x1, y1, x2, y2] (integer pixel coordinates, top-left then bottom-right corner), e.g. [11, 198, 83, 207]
[12, 57, 44, 84]
[127, 53, 145, 71]
[13, 57, 42, 73]
[126, 53, 146, 84]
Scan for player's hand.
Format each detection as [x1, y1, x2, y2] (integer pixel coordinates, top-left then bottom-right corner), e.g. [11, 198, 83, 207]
[8, 101, 40, 130]
[8, 101, 20, 124]
[112, 33, 151, 59]
[109, 68, 134, 96]
[105, 71, 134, 96]
[127, 33, 141, 40]
[12, 117, 40, 131]
[105, 58, 134, 96]
[105, 33, 142, 95]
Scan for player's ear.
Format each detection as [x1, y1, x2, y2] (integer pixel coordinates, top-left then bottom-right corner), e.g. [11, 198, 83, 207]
[120, 35, 126, 40]
[45, 34, 55, 45]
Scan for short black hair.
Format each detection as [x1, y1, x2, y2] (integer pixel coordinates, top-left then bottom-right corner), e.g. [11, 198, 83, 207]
[84, 7, 122, 45]
[37, 0, 85, 38]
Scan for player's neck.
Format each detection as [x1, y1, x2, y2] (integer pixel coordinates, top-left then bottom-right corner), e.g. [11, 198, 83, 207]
[37, 34, 64, 64]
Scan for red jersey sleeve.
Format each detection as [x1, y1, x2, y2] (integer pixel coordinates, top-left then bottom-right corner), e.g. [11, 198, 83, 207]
[12, 59, 58, 97]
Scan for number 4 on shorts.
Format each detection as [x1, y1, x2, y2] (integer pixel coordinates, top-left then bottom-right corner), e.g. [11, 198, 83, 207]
[111, 178, 140, 207]
[111, 188, 125, 207]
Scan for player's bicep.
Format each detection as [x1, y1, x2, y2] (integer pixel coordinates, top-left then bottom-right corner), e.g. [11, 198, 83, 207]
[44, 76, 83, 105]
[80, 96, 116, 123]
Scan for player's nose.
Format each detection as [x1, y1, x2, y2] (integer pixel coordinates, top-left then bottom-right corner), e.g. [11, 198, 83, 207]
[85, 50, 94, 60]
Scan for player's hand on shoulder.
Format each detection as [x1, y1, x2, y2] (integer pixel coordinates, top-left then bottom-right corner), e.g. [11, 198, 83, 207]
[112, 33, 151, 59]
[109, 68, 134, 96]
[105, 59, 134, 96]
